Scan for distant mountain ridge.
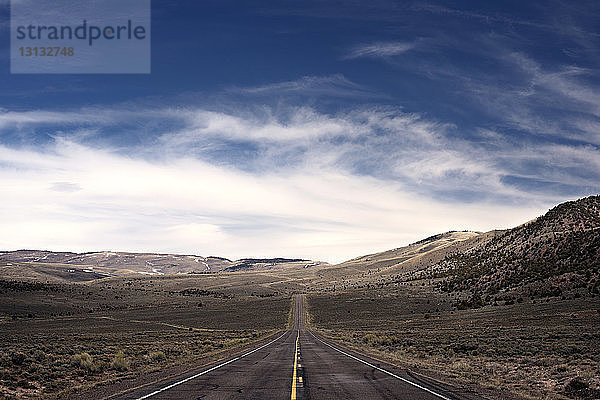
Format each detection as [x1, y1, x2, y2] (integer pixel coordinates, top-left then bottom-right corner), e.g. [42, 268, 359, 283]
[1, 196, 598, 298]
[0, 250, 234, 277]
[0, 249, 323, 280]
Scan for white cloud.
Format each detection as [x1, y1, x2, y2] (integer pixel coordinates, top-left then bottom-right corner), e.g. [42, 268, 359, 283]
[231, 74, 382, 99]
[345, 41, 416, 59]
[447, 52, 600, 146]
[0, 109, 106, 129]
[533, 67, 600, 117]
[49, 182, 82, 192]
[0, 136, 549, 263]
[0, 103, 595, 263]
[163, 106, 365, 143]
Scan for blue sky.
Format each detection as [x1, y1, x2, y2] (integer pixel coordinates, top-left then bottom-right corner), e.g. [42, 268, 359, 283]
[0, 1, 599, 262]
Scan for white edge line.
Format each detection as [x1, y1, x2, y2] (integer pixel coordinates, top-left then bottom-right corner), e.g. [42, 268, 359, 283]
[136, 331, 288, 400]
[309, 331, 452, 400]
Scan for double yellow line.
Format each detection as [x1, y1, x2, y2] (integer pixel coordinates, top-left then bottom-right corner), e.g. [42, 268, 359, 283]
[290, 330, 300, 400]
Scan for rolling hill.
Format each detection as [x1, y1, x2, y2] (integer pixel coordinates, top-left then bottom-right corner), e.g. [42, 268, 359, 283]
[434, 195, 600, 303]
[331, 195, 600, 305]
[0, 250, 325, 282]
[1, 196, 598, 300]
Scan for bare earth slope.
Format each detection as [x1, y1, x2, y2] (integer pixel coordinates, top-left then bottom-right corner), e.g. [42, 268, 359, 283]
[338, 230, 480, 273]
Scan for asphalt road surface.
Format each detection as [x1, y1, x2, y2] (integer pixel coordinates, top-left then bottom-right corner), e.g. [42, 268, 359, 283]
[113, 295, 476, 400]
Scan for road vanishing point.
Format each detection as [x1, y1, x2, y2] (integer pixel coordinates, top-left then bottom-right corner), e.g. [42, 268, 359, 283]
[112, 295, 477, 400]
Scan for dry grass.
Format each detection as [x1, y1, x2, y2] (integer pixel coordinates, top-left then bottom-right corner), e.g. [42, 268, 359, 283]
[0, 271, 291, 399]
[307, 289, 600, 400]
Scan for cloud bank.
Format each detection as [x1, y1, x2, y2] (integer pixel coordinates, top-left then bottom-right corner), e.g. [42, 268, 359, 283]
[1, 102, 591, 263]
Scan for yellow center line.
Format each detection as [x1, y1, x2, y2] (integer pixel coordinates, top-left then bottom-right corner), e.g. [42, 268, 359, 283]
[290, 330, 300, 400]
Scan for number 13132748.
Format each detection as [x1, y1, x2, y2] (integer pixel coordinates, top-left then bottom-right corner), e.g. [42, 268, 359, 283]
[19, 47, 74, 56]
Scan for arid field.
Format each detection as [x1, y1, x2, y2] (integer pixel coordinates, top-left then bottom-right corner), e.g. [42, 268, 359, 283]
[0, 271, 292, 399]
[1, 197, 599, 399]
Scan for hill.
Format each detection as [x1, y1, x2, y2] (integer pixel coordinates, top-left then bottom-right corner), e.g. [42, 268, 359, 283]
[1, 196, 598, 297]
[0, 250, 327, 282]
[334, 195, 599, 306]
[0, 250, 235, 280]
[0, 195, 598, 400]
[433, 196, 600, 303]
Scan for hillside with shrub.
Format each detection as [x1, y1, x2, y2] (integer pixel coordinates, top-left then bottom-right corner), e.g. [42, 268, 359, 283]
[435, 196, 600, 304]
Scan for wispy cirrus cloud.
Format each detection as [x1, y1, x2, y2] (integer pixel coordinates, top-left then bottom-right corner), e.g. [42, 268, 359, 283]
[413, 3, 554, 31]
[3, 104, 598, 199]
[344, 41, 416, 60]
[0, 136, 543, 263]
[163, 106, 367, 144]
[392, 35, 600, 146]
[0, 101, 597, 262]
[1, 1, 599, 264]
[471, 52, 600, 145]
[230, 74, 383, 99]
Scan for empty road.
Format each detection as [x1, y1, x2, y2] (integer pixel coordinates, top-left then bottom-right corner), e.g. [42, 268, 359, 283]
[113, 295, 474, 400]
